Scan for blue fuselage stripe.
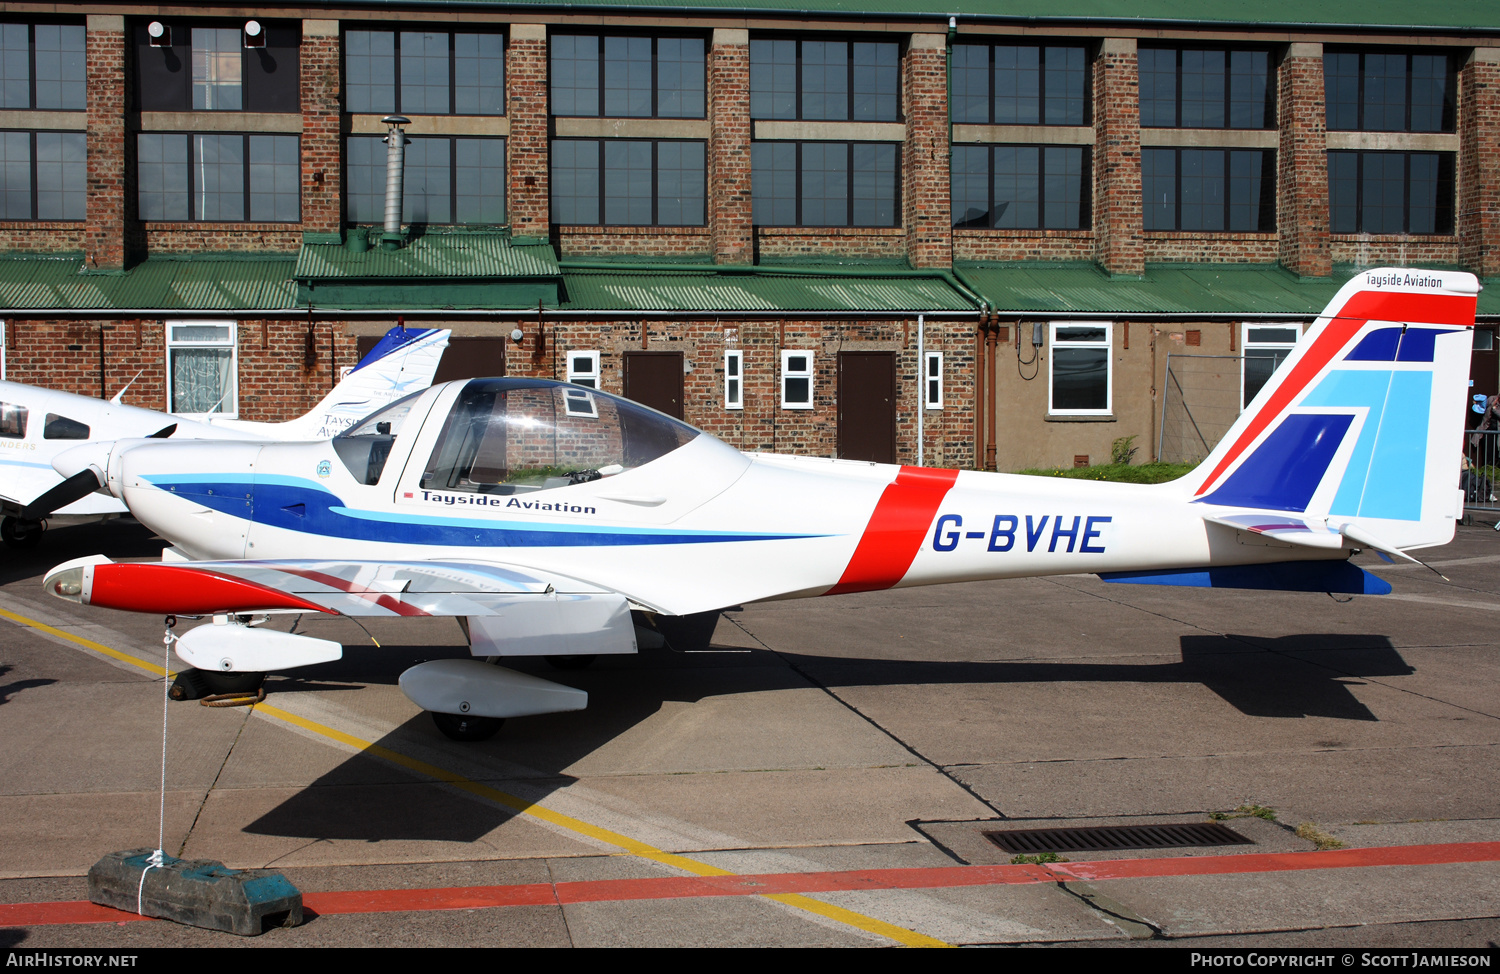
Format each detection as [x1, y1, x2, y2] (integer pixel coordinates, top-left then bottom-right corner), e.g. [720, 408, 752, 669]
[145, 477, 822, 548]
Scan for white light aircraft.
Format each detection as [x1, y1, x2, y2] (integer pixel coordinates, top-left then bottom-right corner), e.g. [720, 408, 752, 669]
[0, 326, 449, 548]
[42, 269, 1480, 740]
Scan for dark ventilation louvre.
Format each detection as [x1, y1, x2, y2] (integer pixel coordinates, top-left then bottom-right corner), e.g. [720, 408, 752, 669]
[984, 822, 1253, 854]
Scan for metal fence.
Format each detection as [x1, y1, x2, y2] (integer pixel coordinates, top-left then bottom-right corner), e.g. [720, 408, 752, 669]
[1160, 352, 1500, 516]
[1465, 428, 1500, 512]
[1157, 354, 1243, 465]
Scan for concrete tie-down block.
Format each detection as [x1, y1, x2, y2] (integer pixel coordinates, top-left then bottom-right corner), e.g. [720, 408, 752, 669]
[88, 849, 303, 936]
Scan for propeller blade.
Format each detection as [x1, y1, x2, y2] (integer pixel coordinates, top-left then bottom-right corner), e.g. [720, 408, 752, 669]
[148, 424, 177, 439]
[22, 468, 105, 520]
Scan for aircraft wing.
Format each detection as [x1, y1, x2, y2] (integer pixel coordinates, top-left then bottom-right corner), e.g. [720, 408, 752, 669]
[48, 555, 621, 618]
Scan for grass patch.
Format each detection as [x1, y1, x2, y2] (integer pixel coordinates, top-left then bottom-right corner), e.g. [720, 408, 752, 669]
[1012, 461, 1197, 484]
[1295, 821, 1346, 850]
[1009, 852, 1069, 865]
[1210, 804, 1278, 822]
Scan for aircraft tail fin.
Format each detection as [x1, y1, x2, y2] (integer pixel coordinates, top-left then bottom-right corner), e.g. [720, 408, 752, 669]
[213, 326, 450, 439]
[1184, 268, 1480, 553]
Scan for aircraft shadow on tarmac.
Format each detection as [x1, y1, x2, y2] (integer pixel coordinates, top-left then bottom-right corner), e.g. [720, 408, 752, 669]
[240, 627, 1411, 844]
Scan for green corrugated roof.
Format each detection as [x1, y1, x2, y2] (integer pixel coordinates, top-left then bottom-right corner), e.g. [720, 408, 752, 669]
[958, 262, 1346, 316]
[960, 261, 1500, 317]
[560, 267, 975, 312]
[267, 0, 1500, 31]
[0, 254, 297, 311]
[295, 231, 559, 280]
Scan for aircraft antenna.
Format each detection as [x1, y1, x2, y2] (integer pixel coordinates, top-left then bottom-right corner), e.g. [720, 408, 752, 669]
[111, 369, 144, 404]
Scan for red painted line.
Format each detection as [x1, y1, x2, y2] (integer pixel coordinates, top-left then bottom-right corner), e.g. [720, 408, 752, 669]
[1054, 841, 1500, 883]
[86, 564, 329, 615]
[0, 900, 153, 927]
[1193, 289, 1477, 499]
[826, 466, 960, 596]
[6, 842, 1496, 928]
[305, 884, 558, 914]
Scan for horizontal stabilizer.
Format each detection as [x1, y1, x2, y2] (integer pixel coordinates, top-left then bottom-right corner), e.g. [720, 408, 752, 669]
[1099, 560, 1391, 595]
[1202, 512, 1346, 549]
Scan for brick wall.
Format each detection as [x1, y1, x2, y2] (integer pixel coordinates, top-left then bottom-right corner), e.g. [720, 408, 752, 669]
[144, 226, 303, 254]
[85, 15, 132, 270]
[0, 225, 88, 252]
[4, 320, 163, 404]
[2, 317, 358, 423]
[1277, 45, 1331, 278]
[709, 29, 753, 265]
[506, 25, 550, 238]
[238, 319, 361, 421]
[1145, 232, 1279, 262]
[1092, 38, 1144, 276]
[507, 315, 974, 467]
[755, 227, 906, 260]
[300, 21, 343, 237]
[1331, 235, 1460, 266]
[1460, 48, 1500, 277]
[556, 226, 712, 259]
[953, 230, 1096, 262]
[903, 34, 952, 269]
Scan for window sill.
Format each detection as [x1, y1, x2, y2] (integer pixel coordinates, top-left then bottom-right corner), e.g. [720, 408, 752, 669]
[1045, 414, 1116, 423]
[141, 111, 300, 133]
[954, 228, 1091, 237]
[554, 117, 706, 139]
[1330, 233, 1457, 241]
[1143, 230, 1275, 238]
[1139, 127, 1277, 148]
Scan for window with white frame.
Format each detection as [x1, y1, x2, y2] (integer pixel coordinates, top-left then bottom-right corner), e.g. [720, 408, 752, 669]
[924, 351, 943, 409]
[1048, 322, 1111, 415]
[780, 350, 813, 409]
[562, 386, 598, 418]
[167, 320, 237, 417]
[1241, 323, 1300, 409]
[566, 350, 601, 388]
[724, 349, 743, 409]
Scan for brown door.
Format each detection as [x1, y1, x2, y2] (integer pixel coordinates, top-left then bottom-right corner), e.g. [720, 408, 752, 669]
[623, 351, 684, 419]
[838, 351, 896, 463]
[354, 334, 507, 384]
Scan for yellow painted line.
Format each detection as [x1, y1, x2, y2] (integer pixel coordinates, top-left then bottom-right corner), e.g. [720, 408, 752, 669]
[4, 604, 950, 947]
[0, 606, 171, 678]
[253, 703, 950, 948]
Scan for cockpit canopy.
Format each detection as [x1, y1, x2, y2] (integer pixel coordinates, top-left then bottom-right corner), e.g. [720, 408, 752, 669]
[334, 378, 701, 489]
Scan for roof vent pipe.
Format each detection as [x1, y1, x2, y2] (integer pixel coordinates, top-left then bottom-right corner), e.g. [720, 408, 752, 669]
[380, 115, 410, 251]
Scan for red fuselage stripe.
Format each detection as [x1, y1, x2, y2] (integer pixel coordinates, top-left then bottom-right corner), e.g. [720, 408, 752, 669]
[87, 564, 330, 615]
[1194, 292, 1475, 498]
[826, 466, 960, 596]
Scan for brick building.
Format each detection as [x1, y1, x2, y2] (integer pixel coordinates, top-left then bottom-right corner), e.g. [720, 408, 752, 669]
[0, 1, 1498, 471]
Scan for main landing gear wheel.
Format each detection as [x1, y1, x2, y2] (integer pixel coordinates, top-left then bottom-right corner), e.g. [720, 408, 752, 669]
[546, 655, 596, 670]
[201, 671, 266, 696]
[431, 712, 505, 742]
[1, 517, 43, 550]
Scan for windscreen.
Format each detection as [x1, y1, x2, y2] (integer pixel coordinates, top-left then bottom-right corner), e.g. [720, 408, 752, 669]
[420, 379, 700, 494]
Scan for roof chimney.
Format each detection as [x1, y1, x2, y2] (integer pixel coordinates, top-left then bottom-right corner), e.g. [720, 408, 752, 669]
[380, 115, 410, 251]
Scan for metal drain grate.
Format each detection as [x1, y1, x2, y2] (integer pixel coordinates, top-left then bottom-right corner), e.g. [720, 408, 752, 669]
[984, 822, 1253, 854]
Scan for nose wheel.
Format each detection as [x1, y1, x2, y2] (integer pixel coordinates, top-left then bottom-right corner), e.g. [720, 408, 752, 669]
[431, 712, 505, 741]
